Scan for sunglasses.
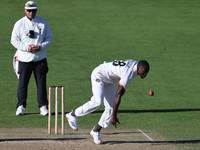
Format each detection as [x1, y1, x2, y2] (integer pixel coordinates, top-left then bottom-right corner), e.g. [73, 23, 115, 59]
[27, 9, 37, 12]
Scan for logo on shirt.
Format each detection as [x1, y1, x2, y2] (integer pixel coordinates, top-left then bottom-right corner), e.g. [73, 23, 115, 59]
[96, 78, 101, 82]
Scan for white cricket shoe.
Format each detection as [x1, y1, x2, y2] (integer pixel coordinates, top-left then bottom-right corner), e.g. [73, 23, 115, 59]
[66, 112, 78, 131]
[40, 105, 48, 116]
[90, 129, 102, 144]
[16, 105, 25, 115]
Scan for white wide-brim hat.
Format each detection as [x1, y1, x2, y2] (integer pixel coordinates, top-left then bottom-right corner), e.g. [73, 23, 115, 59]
[25, 1, 38, 10]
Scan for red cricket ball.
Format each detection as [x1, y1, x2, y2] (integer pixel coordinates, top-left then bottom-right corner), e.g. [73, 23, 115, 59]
[149, 91, 154, 96]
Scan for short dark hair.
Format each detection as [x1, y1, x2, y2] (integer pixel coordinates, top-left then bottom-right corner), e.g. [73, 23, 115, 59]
[138, 60, 150, 73]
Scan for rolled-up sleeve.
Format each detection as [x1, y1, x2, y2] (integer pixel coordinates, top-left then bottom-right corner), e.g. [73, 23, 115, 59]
[40, 21, 53, 50]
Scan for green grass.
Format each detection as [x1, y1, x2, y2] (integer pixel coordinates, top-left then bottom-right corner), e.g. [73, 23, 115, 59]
[1, 0, 200, 149]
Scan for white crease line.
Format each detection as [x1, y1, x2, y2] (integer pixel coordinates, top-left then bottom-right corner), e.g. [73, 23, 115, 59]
[138, 129, 156, 143]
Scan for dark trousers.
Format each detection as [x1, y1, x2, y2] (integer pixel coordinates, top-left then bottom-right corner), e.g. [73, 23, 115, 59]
[17, 58, 48, 108]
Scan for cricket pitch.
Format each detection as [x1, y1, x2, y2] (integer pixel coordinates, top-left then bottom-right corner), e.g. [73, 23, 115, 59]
[0, 128, 177, 150]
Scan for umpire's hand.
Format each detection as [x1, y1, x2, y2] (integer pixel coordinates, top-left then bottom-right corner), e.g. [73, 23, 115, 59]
[28, 44, 40, 53]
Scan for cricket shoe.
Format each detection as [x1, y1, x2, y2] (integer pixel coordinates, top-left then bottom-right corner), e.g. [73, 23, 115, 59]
[40, 105, 48, 116]
[90, 129, 102, 145]
[16, 105, 25, 115]
[66, 112, 78, 131]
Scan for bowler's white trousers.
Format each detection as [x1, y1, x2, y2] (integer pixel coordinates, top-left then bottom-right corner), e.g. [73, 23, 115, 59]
[74, 66, 116, 129]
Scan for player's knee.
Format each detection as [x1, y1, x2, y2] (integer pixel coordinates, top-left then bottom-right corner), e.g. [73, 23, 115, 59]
[92, 97, 103, 107]
[94, 100, 103, 107]
[105, 108, 113, 116]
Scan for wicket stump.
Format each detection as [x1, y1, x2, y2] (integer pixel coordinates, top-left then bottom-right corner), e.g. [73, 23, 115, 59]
[48, 86, 65, 135]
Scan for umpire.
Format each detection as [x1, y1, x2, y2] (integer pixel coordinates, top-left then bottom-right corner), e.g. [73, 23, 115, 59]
[11, 1, 53, 116]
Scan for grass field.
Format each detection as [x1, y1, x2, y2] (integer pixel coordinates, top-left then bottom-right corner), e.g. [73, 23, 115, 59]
[0, 0, 200, 149]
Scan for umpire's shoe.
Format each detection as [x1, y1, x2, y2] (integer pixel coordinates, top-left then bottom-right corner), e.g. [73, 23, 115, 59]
[16, 105, 25, 115]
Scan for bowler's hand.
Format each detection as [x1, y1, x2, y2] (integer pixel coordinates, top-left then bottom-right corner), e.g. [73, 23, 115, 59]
[111, 115, 120, 128]
[28, 44, 40, 53]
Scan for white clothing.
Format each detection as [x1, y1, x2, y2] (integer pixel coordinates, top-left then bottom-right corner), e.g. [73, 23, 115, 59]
[98, 60, 138, 89]
[75, 60, 138, 129]
[11, 16, 53, 62]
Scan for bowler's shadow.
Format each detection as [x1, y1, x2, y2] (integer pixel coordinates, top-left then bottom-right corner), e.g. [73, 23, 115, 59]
[103, 139, 200, 145]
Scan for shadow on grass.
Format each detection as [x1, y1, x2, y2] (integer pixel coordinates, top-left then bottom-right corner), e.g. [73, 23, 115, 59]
[93, 108, 200, 114]
[24, 112, 66, 115]
[24, 109, 200, 115]
[103, 139, 200, 145]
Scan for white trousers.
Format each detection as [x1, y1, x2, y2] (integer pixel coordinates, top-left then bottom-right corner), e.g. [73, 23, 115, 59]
[75, 67, 116, 129]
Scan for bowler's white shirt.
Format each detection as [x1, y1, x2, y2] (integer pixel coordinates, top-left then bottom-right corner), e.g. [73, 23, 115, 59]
[98, 60, 138, 89]
[11, 16, 53, 62]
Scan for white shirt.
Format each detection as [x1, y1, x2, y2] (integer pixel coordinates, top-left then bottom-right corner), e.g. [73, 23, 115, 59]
[98, 60, 138, 89]
[11, 16, 53, 62]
